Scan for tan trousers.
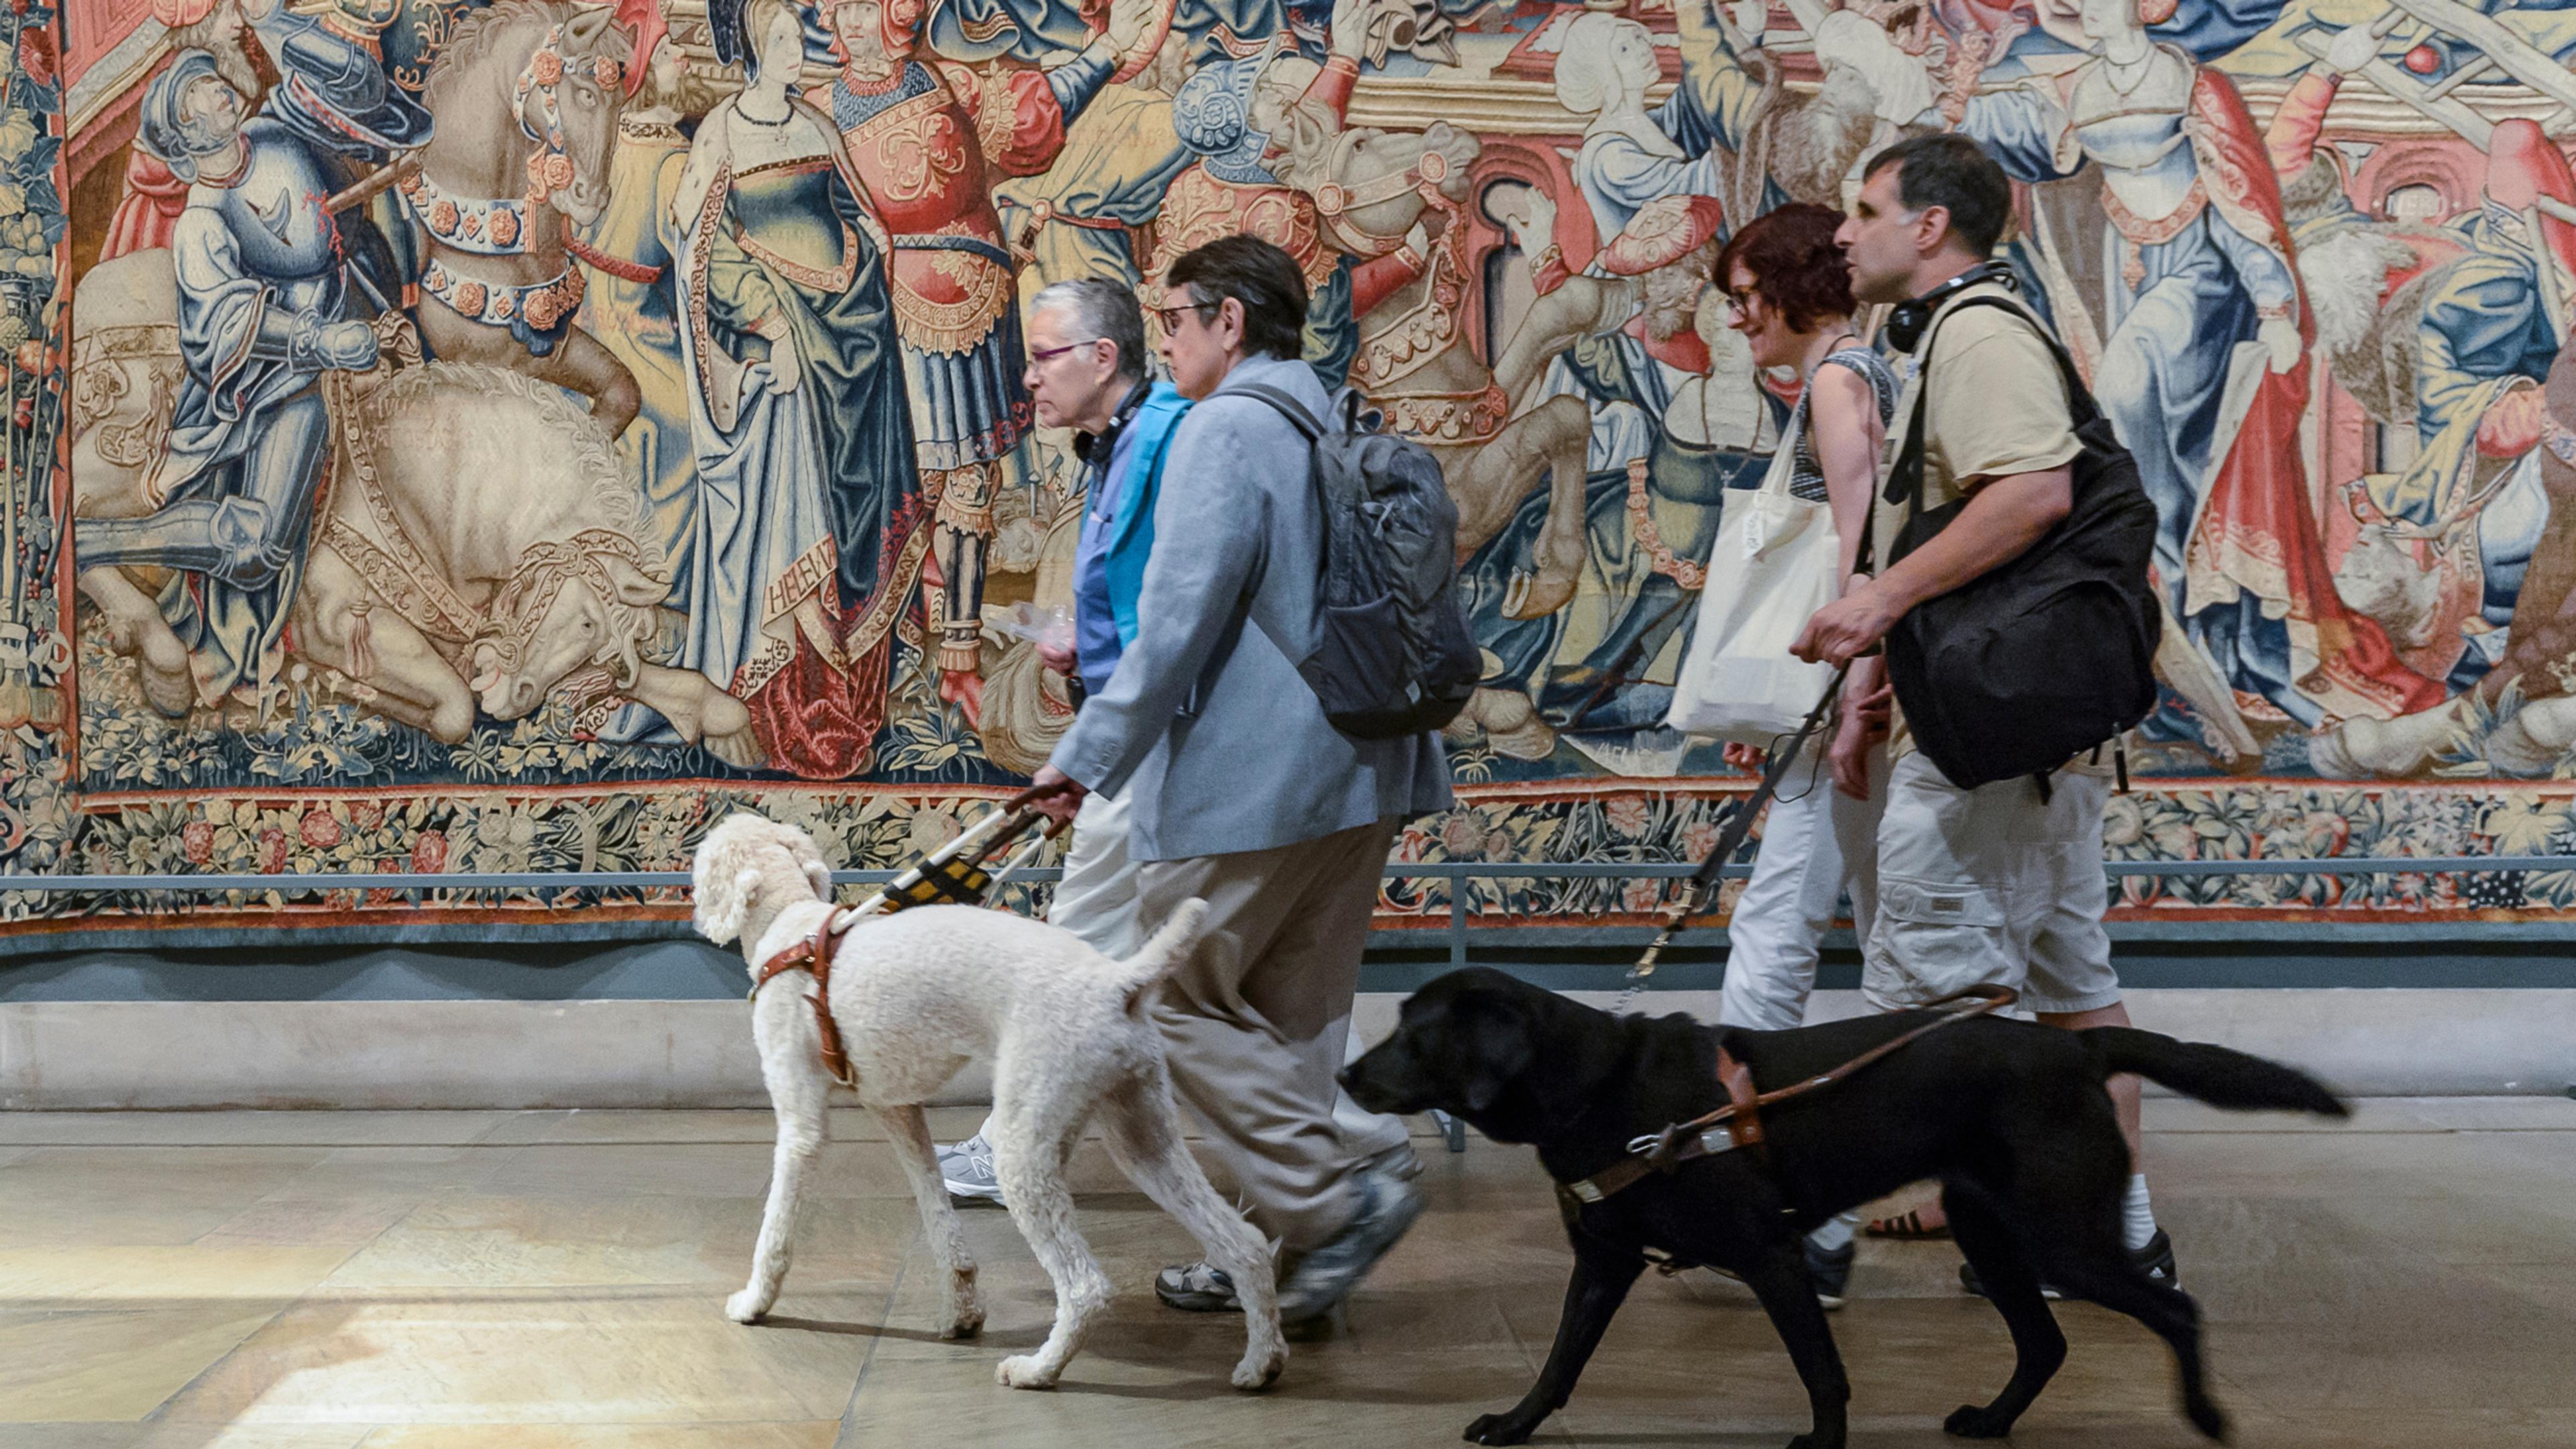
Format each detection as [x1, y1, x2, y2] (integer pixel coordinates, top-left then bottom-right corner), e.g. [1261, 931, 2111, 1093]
[1135, 816, 1398, 1252]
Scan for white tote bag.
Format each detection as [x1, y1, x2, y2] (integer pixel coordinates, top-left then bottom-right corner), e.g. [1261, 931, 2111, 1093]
[1664, 399, 1841, 745]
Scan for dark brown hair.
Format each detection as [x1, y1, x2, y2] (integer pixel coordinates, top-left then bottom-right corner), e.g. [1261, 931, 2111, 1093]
[1165, 235, 1308, 361]
[1715, 203, 1856, 333]
[1862, 133, 2014, 257]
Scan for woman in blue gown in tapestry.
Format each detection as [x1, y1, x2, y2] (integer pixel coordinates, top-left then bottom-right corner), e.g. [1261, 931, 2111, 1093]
[675, 0, 924, 779]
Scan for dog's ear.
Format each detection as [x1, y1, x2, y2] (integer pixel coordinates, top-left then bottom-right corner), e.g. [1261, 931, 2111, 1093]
[695, 864, 762, 945]
[770, 823, 834, 899]
[1457, 995, 1536, 1114]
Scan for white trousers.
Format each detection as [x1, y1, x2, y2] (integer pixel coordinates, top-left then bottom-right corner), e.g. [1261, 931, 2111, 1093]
[1719, 741, 1888, 1032]
[1046, 787, 1142, 959]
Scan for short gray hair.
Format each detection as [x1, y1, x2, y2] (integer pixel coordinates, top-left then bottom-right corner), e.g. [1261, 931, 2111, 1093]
[1030, 276, 1147, 384]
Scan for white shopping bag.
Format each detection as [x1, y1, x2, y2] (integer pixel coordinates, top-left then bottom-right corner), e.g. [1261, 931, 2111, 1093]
[1664, 405, 1841, 745]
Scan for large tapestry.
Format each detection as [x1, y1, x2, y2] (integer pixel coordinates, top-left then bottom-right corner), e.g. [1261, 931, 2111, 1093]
[9, 0, 2575, 949]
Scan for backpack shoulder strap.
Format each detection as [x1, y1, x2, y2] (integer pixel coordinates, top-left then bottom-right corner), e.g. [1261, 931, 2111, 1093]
[1886, 293, 2094, 508]
[1228, 382, 1326, 440]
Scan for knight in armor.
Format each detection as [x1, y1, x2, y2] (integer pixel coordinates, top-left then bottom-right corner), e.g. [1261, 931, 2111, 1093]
[1148, 7, 1440, 388]
[249, 0, 441, 312]
[101, 0, 270, 262]
[79, 51, 382, 709]
[805, 0, 1139, 707]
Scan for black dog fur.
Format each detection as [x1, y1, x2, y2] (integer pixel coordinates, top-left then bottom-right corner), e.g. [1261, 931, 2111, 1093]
[1340, 967, 2349, 1449]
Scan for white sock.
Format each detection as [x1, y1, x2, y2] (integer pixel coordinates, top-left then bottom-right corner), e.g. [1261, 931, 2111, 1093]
[2123, 1172, 2156, 1251]
[1806, 1209, 1860, 1255]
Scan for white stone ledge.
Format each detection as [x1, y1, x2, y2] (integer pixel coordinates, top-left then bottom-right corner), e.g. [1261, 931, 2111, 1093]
[3, 989, 2569, 1110]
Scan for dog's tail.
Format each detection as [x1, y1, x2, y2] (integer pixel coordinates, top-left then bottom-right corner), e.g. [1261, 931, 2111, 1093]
[2082, 1027, 2349, 1119]
[1112, 898, 1210, 1014]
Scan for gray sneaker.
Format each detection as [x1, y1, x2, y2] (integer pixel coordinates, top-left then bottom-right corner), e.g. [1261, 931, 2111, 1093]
[936, 1132, 1004, 1205]
[1363, 1139, 1424, 1183]
[1275, 1165, 1423, 1323]
[1154, 1259, 1240, 1311]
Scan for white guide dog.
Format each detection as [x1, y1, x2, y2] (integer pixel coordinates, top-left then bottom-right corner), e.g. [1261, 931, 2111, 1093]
[690, 812, 1287, 1391]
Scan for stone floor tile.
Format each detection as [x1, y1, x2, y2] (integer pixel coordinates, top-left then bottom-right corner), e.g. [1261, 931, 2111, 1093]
[0, 1303, 294, 1423]
[0, 1247, 354, 1301]
[315, 1193, 916, 1293]
[354, 1423, 842, 1447]
[0, 1148, 333, 1246]
[2, 1099, 2564, 1443]
[470, 1142, 918, 1200]
[154, 1289, 889, 1426]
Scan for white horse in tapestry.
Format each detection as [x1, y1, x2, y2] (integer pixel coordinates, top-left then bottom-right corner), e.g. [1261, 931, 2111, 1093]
[68, 251, 757, 763]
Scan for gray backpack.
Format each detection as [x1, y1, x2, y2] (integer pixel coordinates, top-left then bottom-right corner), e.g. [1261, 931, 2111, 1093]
[1235, 383, 1480, 739]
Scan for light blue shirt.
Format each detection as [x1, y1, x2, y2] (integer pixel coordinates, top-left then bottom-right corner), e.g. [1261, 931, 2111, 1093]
[1073, 408, 1145, 698]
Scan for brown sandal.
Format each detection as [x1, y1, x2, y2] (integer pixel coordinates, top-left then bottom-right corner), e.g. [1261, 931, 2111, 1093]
[1864, 1208, 1952, 1241]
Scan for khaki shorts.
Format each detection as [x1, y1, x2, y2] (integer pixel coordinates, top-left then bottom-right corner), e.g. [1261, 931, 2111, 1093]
[1861, 750, 2122, 1016]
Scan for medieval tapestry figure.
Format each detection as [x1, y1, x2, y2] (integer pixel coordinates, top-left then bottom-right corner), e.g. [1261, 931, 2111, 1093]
[76, 51, 381, 710]
[674, 0, 924, 778]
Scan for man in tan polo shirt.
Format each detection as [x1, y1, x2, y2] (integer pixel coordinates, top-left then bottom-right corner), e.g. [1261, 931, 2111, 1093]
[1793, 134, 2171, 1289]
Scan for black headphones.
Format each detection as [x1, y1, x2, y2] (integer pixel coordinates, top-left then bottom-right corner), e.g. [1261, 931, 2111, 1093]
[1073, 380, 1152, 465]
[1880, 260, 2017, 354]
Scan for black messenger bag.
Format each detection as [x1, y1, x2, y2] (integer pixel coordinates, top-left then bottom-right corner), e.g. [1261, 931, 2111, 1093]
[1880, 296, 2162, 790]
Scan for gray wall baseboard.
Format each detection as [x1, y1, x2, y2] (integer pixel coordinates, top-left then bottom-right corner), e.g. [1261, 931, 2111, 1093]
[6, 988, 2568, 1110]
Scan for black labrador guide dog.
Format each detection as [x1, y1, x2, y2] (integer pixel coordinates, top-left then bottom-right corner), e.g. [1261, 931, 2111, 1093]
[1340, 968, 2347, 1449]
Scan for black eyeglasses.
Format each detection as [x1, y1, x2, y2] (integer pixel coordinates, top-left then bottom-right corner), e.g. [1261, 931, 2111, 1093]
[1153, 298, 1224, 331]
[1028, 340, 1101, 364]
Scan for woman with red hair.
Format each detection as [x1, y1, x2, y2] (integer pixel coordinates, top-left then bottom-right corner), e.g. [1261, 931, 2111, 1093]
[1690, 201, 1898, 1305]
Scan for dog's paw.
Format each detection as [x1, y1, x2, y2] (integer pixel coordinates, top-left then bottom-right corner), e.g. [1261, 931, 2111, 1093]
[942, 1269, 983, 1340]
[724, 1289, 772, 1324]
[1230, 1344, 1287, 1391]
[996, 1354, 1062, 1390]
[1462, 1411, 1539, 1446]
[2185, 1393, 2230, 1442]
[1943, 1403, 2017, 1439]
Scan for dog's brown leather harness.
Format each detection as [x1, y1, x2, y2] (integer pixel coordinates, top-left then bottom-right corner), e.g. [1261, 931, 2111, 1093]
[751, 907, 859, 1089]
[1559, 985, 2018, 1206]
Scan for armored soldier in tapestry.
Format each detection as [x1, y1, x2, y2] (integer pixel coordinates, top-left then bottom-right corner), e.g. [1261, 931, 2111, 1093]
[43, 0, 2576, 941]
[803, 0, 1153, 711]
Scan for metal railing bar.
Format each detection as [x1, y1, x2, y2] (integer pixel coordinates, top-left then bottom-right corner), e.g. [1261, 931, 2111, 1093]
[2, 854, 2569, 894]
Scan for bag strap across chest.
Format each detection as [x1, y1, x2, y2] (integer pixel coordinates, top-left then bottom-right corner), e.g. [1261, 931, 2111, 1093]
[1884, 292, 2104, 517]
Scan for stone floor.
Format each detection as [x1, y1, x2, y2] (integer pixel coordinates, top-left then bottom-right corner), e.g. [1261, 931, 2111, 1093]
[5, 1097, 2574, 1448]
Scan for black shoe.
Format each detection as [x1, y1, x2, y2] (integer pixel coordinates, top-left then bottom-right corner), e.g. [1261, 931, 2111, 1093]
[1805, 1238, 1856, 1311]
[2133, 1227, 2179, 1285]
[1960, 1228, 2178, 1301]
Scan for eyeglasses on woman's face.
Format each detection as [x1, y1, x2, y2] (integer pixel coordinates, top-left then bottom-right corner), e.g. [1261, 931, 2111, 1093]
[1028, 339, 1102, 366]
[1153, 297, 1224, 333]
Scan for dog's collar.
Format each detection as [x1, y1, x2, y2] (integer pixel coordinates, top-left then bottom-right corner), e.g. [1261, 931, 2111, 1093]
[1558, 1046, 1766, 1206]
[750, 904, 859, 1089]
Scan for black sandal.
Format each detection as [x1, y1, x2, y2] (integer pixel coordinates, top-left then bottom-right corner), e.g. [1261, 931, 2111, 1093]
[1864, 1207, 1952, 1241]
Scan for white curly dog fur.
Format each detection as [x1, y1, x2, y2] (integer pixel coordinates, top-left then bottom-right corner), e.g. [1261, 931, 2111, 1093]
[690, 812, 1287, 1391]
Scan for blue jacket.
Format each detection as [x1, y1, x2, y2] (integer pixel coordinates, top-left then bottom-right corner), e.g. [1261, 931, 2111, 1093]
[1103, 382, 1191, 650]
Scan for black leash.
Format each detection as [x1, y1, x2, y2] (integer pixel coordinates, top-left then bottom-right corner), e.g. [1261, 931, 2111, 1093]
[1607, 664, 1851, 1014]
